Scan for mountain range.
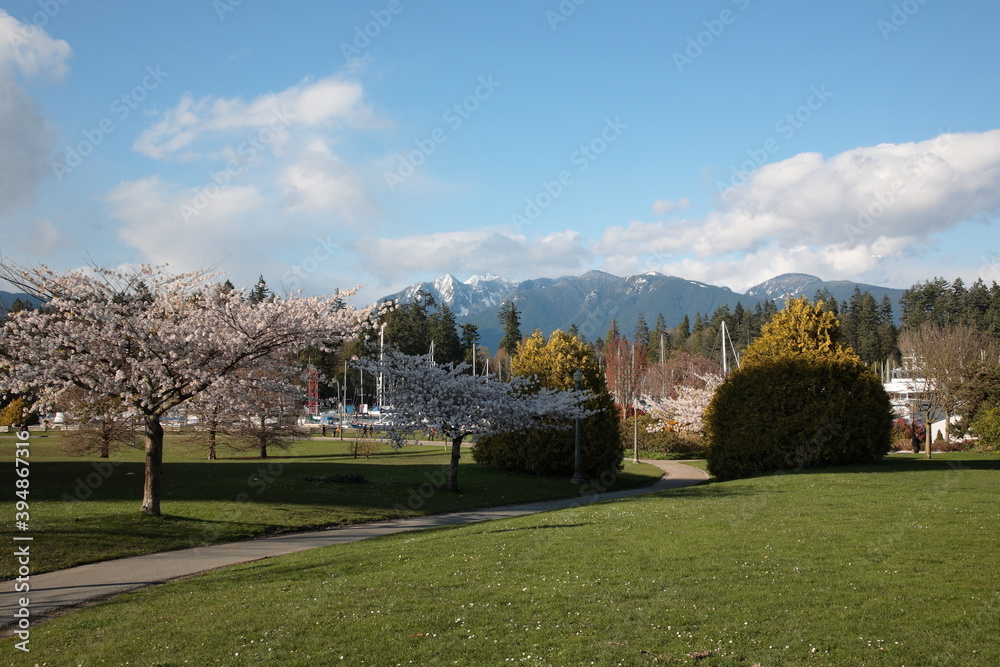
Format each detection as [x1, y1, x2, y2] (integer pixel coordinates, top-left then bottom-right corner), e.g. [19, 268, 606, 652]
[0, 291, 40, 312]
[380, 271, 907, 351]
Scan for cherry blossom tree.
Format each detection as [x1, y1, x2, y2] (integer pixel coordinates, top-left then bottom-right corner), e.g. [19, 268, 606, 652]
[643, 372, 723, 435]
[356, 352, 593, 492]
[0, 262, 374, 515]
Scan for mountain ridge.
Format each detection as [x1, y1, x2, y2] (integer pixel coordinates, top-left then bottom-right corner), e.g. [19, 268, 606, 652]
[380, 271, 907, 351]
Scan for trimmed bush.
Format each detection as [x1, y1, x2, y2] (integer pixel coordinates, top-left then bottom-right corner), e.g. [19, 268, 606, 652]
[704, 355, 893, 480]
[474, 391, 623, 479]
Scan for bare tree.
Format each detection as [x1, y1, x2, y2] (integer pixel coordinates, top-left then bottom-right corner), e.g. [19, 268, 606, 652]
[224, 377, 306, 459]
[898, 322, 997, 457]
[604, 336, 647, 417]
[58, 388, 140, 458]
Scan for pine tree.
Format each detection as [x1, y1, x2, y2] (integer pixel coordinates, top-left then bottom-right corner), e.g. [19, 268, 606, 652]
[605, 319, 621, 346]
[677, 314, 691, 340]
[850, 290, 882, 365]
[249, 275, 270, 305]
[965, 279, 991, 330]
[428, 303, 463, 366]
[649, 313, 670, 361]
[498, 300, 522, 355]
[763, 299, 779, 322]
[460, 323, 481, 369]
[633, 313, 650, 349]
[384, 290, 435, 356]
[878, 295, 898, 363]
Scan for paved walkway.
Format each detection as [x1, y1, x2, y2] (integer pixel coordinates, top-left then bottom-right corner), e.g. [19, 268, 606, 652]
[1, 460, 708, 630]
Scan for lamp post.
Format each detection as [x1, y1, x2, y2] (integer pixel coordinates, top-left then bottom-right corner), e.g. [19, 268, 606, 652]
[571, 368, 585, 484]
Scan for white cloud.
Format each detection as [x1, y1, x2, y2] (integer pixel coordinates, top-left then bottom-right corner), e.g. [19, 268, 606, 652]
[133, 75, 376, 160]
[0, 11, 71, 215]
[105, 174, 377, 295]
[597, 130, 1000, 290]
[651, 198, 689, 215]
[278, 138, 372, 218]
[14, 217, 76, 255]
[107, 175, 269, 270]
[0, 11, 71, 80]
[353, 229, 588, 284]
[701, 130, 1000, 254]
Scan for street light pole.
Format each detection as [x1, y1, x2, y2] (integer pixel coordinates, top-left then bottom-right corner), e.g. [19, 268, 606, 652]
[571, 368, 585, 484]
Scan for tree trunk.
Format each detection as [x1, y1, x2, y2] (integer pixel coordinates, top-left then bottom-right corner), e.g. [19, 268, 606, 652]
[259, 416, 268, 458]
[925, 422, 932, 460]
[447, 435, 464, 492]
[207, 407, 218, 460]
[141, 415, 164, 516]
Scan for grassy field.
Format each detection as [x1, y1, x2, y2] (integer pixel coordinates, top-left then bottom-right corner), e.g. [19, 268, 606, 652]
[0, 432, 663, 576]
[3, 453, 997, 665]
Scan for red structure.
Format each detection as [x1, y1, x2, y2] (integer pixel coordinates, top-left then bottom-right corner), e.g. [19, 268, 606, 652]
[307, 367, 319, 416]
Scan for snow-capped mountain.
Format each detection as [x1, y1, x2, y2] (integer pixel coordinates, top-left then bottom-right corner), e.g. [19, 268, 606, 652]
[744, 273, 825, 301]
[381, 274, 517, 317]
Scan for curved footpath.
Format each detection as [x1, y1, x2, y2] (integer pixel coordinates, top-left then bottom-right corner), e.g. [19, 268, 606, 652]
[1, 460, 708, 631]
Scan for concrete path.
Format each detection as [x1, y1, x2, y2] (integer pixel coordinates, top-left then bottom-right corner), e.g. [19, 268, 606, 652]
[1, 460, 708, 630]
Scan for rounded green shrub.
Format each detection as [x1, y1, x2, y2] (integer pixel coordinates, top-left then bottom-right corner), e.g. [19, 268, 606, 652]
[704, 355, 893, 480]
[473, 391, 623, 479]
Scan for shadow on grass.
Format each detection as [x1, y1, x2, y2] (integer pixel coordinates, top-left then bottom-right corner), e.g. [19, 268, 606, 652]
[771, 456, 1000, 477]
[690, 454, 1000, 485]
[645, 483, 769, 500]
[484, 523, 587, 534]
[17, 460, 581, 509]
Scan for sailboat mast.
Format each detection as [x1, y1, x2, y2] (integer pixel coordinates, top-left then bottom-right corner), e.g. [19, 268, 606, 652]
[722, 320, 728, 375]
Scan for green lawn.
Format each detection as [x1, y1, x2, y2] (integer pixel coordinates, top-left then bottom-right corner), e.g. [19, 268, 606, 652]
[0, 432, 662, 576]
[3, 453, 997, 665]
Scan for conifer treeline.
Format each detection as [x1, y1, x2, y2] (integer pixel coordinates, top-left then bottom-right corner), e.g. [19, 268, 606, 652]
[192, 275, 1000, 408]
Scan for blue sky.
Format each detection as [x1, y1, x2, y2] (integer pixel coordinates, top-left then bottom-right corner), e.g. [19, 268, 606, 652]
[2, 0, 999, 304]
